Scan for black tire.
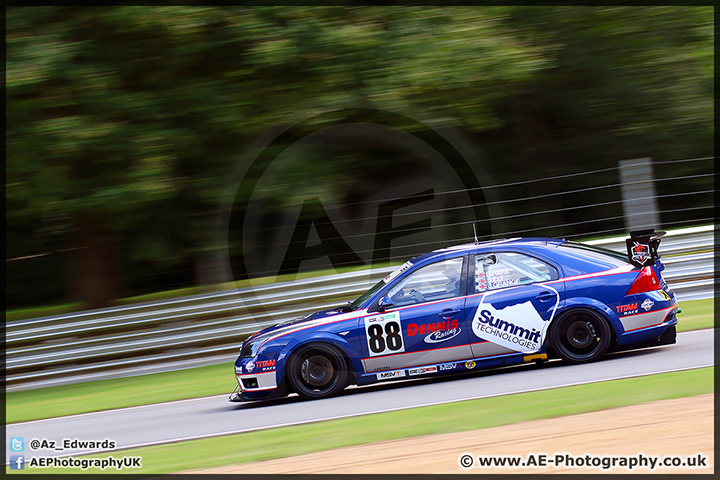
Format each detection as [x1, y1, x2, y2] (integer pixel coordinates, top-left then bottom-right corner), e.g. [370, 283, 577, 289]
[549, 308, 611, 364]
[287, 343, 348, 400]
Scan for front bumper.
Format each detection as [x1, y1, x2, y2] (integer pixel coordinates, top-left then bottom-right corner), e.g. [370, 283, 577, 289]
[228, 384, 249, 402]
[228, 376, 288, 403]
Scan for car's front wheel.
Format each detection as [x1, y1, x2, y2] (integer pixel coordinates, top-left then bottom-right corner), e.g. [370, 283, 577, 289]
[549, 308, 611, 364]
[287, 343, 348, 400]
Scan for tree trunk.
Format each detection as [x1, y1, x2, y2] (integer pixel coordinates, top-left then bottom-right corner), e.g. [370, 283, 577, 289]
[194, 253, 233, 291]
[68, 212, 125, 309]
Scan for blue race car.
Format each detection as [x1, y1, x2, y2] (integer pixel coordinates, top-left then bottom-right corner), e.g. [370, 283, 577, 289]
[229, 230, 678, 402]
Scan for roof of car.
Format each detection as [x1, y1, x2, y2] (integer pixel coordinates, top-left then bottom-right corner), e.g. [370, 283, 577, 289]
[404, 237, 566, 266]
[433, 237, 565, 253]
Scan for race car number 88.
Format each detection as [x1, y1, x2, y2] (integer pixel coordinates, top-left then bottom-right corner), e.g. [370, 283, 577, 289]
[364, 312, 405, 357]
[368, 322, 402, 353]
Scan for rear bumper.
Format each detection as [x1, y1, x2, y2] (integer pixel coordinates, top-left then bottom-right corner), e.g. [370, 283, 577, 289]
[614, 323, 677, 352]
[657, 324, 677, 345]
[614, 304, 679, 350]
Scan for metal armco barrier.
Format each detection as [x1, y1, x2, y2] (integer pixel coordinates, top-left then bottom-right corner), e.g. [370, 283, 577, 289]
[6, 225, 713, 391]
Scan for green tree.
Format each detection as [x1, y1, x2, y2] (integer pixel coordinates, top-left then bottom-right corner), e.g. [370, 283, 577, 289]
[6, 6, 713, 308]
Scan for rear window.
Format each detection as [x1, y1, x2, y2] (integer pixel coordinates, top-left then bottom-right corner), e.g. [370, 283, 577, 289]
[560, 241, 629, 267]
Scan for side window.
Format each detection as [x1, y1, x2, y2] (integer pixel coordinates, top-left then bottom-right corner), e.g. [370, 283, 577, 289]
[387, 257, 464, 307]
[474, 252, 558, 293]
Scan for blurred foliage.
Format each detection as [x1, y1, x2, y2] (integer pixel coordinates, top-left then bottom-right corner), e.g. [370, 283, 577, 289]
[5, 6, 713, 307]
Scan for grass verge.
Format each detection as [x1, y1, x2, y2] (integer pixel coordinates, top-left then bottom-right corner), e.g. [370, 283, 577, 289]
[9, 367, 713, 475]
[6, 298, 712, 424]
[6, 363, 232, 424]
[676, 297, 713, 331]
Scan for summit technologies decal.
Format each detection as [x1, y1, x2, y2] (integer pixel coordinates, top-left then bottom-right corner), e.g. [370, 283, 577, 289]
[471, 287, 558, 353]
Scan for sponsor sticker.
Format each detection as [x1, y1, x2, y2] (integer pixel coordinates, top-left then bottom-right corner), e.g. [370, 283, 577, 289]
[408, 366, 438, 376]
[377, 370, 406, 380]
[630, 242, 651, 265]
[472, 300, 550, 353]
[465, 361, 476, 369]
[439, 363, 457, 371]
[245, 362, 255, 373]
[425, 328, 461, 344]
[408, 319, 459, 337]
[617, 303, 639, 315]
[407, 319, 462, 344]
[659, 289, 672, 301]
[253, 359, 276, 371]
[383, 261, 413, 283]
[641, 299, 654, 311]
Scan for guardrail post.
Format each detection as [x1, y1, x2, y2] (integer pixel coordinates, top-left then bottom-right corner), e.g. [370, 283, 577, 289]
[618, 157, 661, 231]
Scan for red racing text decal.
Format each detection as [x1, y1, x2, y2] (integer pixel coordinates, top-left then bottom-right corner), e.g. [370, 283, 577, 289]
[616, 303, 638, 315]
[408, 319, 459, 337]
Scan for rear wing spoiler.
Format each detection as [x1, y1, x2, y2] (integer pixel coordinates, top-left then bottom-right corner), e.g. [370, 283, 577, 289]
[626, 229, 666, 268]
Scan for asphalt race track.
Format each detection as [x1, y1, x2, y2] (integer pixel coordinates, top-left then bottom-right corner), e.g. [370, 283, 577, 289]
[7, 329, 714, 460]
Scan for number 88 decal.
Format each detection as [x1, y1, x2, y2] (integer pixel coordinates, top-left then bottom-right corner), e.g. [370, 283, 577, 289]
[364, 311, 405, 356]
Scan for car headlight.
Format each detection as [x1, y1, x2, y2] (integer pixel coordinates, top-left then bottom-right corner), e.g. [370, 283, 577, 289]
[240, 332, 275, 358]
[240, 339, 261, 358]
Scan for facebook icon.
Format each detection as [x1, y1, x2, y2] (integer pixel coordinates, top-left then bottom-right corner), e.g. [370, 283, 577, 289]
[10, 455, 25, 470]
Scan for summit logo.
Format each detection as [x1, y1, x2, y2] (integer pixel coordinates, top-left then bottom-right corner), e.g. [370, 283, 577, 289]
[477, 309, 541, 343]
[472, 299, 553, 353]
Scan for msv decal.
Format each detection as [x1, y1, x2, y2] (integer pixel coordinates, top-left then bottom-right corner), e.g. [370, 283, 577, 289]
[471, 286, 558, 353]
[377, 370, 406, 380]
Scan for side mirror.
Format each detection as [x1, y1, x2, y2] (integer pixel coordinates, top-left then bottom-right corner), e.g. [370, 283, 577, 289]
[378, 296, 393, 312]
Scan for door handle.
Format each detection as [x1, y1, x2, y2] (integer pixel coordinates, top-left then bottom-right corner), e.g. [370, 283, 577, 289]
[438, 309, 461, 317]
[535, 292, 556, 302]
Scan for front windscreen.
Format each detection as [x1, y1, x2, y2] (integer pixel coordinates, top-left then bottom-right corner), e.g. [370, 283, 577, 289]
[349, 260, 414, 309]
[349, 278, 386, 310]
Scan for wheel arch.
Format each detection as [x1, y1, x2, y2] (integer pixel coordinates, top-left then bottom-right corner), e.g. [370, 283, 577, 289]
[545, 298, 619, 359]
[279, 333, 360, 394]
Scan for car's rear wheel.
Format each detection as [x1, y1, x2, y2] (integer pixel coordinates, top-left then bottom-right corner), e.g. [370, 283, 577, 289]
[287, 343, 348, 400]
[550, 308, 611, 364]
